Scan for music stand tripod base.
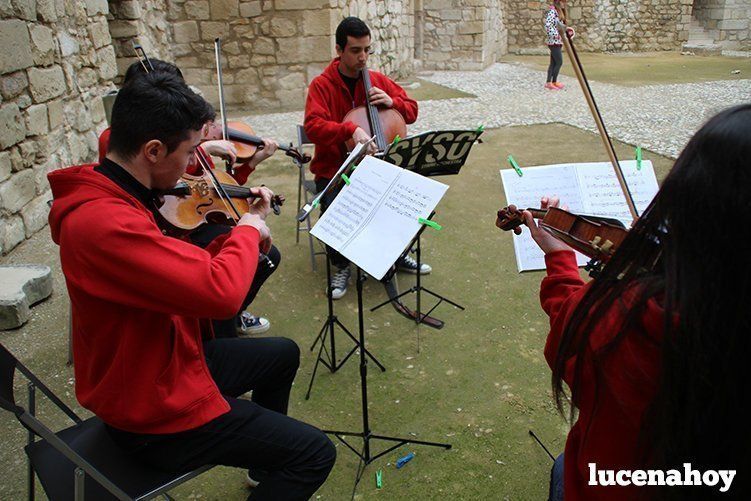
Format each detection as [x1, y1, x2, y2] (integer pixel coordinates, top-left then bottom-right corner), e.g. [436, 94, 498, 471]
[323, 268, 451, 494]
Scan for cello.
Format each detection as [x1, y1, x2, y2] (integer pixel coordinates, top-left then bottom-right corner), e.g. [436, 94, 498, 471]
[342, 66, 407, 153]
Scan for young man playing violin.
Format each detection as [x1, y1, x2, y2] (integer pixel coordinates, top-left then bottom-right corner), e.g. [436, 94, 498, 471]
[304, 16, 429, 299]
[98, 58, 280, 336]
[48, 72, 335, 499]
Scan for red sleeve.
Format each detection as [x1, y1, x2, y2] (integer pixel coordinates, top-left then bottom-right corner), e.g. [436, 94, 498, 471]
[540, 250, 588, 371]
[98, 128, 111, 163]
[61, 200, 260, 319]
[304, 78, 358, 146]
[231, 161, 253, 185]
[381, 77, 418, 125]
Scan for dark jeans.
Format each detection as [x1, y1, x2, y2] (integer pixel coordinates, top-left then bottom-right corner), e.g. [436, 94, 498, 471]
[547, 45, 563, 83]
[315, 178, 349, 270]
[548, 453, 564, 501]
[190, 224, 281, 338]
[107, 337, 336, 500]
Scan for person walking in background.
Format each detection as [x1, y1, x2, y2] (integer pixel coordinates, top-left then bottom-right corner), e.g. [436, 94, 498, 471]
[544, 0, 573, 90]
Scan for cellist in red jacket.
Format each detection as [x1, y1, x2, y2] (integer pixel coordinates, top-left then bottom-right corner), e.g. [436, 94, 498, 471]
[304, 16, 428, 299]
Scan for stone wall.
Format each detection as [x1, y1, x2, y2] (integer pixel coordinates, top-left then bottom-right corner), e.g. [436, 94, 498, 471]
[0, 0, 116, 255]
[420, 0, 507, 70]
[506, 0, 693, 53]
[693, 0, 751, 50]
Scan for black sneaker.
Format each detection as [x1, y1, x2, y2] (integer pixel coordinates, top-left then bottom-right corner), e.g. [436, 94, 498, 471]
[327, 266, 351, 300]
[396, 254, 432, 275]
[237, 312, 270, 335]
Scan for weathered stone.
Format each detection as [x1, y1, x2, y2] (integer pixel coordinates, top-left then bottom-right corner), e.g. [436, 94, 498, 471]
[276, 35, 330, 64]
[0, 265, 53, 329]
[29, 24, 55, 66]
[270, 17, 297, 37]
[118, 0, 141, 19]
[200, 21, 227, 41]
[8, 147, 23, 172]
[275, 0, 325, 9]
[109, 20, 139, 39]
[11, 0, 36, 20]
[210, 0, 238, 19]
[185, 0, 210, 19]
[0, 72, 29, 100]
[58, 31, 80, 57]
[89, 95, 105, 123]
[239, 1, 260, 17]
[47, 99, 63, 130]
[0, 170, 35, 213]
[0, 216, 25, 257]
[0, 103, 25, 149]
[97, 47, 118, 81]
[0, 20, 33, 74]
[33, 154, 58, 194]
[16, 94, 32, 109]
[89, 18, 111, 49]
[254, 37, 275, 55]
[174, 21, 200, 43]
[83, 0, 107, 15]
[21, 193, 51, 236]
[25, 103, 49, 136]
[28, 66, 67, 103]
[0, 151, 10, 183]
[36, 0, 57, 21]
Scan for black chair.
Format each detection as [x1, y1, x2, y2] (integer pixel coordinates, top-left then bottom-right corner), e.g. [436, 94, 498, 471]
[294, 124, 326, 272]
[0, 342, 213, 500]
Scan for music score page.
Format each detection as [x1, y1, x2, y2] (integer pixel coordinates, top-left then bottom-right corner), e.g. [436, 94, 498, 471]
[311, 155, 448, 280]
[500, 160, 659, 272]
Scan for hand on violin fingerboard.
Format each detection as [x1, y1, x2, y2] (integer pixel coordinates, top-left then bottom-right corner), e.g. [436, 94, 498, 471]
[248, 138, 279, 167]
[247, 186, 274, 218]
[523, 196, 574, 255]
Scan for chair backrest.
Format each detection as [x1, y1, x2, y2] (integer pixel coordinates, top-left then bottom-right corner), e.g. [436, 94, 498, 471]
[0, 343, 23, 415]
[296, 124, 312, 148]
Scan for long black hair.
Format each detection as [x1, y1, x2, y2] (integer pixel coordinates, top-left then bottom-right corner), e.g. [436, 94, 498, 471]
[552, 104, 751, 496]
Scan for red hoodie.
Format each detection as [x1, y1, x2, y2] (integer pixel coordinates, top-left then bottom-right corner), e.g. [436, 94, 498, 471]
[541, 251, 664, 500]
[304, 58, 418, 180]
[98, 127, 255, 185]
[48, 165, 260, 434]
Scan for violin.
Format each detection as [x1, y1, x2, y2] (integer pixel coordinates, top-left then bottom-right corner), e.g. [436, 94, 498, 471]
[204, 121, 310, 165]
[496, 205, 627, 265]
[342, 66, 407, 152]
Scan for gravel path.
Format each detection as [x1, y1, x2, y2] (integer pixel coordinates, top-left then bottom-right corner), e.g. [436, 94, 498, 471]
[241, 62, 751, 159]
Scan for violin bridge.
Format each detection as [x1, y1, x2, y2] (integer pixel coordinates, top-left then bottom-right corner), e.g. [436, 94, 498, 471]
[589, 236, 602, 249]
[600, 240, 614, 253]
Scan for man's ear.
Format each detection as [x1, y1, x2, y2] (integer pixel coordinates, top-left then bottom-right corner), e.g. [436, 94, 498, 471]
[335, 44, 343, 56]
[143, 139, 165, 163]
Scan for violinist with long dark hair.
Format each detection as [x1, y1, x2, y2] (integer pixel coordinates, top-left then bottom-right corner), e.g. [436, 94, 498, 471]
[49, 72, 335, 499]
[99, 58, 280, 336]
[520, 105, 751, 500]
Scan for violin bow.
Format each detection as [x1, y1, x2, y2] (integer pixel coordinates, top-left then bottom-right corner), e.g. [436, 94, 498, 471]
[213, 38, 235, 176]
[555, 6, 639, 222]
[132, 42, 154, 73]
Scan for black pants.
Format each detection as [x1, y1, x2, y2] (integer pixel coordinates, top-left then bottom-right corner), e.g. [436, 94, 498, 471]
[190, 224, 281, 338]
[107, 337, 336, 500]
[315, 178, 349, 269]
[547, 45, 563, 83]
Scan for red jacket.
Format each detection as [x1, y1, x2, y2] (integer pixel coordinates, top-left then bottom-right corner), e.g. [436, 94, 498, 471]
[541, 251, 664, 500]
[304, 58, 418, 180]
[98, 127, 255, 185]
[48, 165, 260, 433]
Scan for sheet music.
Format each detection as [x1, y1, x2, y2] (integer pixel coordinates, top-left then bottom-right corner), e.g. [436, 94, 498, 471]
[311, 155, 448, 280]
[500, 160, 658, 272]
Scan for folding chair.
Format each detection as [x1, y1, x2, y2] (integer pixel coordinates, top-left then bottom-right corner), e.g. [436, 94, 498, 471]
[0, 342, 213, 501]
[294, 124, 325, 271]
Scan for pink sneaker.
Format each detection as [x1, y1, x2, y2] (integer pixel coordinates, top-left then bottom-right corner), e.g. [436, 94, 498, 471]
[553, 82, 565, 89]
[544, 82, 559, 90]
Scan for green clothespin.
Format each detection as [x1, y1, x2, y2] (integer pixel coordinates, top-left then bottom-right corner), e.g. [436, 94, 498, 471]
[352, 163, 358, 170]
[508, 155, 523, 177]
[312, 199, 320, 209]
[635, 146, 642, 170]
[476, 124, 485, 133]
[376, 469, 383, 489]
[418, 217, 442, 230]
[341, 173, 351, 185]
[391, 135, 401, 146]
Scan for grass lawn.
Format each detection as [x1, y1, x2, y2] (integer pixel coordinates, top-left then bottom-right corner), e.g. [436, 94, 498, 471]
[0, 123, 674, 500]
[503, 51, 750, 86]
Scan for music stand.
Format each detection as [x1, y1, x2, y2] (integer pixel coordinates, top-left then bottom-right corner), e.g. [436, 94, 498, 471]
[324, 266, 451, 494]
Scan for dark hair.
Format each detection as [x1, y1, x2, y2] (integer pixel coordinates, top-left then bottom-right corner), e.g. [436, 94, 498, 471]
[108, 72, 215, 160]
[335, 16, 370, 49]
[552, 104, 751, 497]
[122, 58, 184, 85]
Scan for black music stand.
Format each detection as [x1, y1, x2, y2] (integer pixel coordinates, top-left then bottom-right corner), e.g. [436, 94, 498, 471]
[305, 253, 385, 400]
[324, 266, 451, 494]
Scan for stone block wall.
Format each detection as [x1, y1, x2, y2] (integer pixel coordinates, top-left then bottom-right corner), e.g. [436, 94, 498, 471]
[0, 0, 115, 255]
[506, 0, 693, 52]
[693, 0, 750, 49]
[420, 0, 507, 70]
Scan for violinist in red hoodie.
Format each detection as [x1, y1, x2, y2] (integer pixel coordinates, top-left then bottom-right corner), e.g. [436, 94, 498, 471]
[48, 72, 335, 500]
[304, 16, 428, 299]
